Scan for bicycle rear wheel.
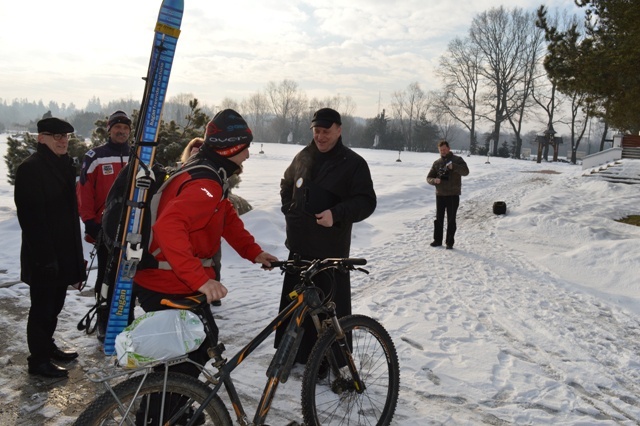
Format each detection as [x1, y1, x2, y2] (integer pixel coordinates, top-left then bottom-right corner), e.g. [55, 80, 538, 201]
[73, 371, 232, 425]
[301, 314, 400, 426]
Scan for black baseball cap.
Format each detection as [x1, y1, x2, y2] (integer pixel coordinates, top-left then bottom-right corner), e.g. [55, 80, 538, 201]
[310, 108, 342, 129]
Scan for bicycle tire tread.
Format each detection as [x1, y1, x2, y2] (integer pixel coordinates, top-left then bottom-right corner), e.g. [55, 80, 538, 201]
[73, 372, 232, 425]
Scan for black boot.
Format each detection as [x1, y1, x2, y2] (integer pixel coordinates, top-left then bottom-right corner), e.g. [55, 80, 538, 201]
[28, 360, 68, 378]
[432, 220, 443, 247]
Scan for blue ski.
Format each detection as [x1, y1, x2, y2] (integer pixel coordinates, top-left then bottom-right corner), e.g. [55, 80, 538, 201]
[104, 0, 183, 355]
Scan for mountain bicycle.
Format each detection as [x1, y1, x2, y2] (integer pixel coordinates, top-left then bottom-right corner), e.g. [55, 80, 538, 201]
[73, 257, 400, 425]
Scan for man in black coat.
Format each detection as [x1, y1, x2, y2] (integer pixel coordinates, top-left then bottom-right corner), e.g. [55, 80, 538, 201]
[14, 117, 86, 378]
[275, 108, 377, 364]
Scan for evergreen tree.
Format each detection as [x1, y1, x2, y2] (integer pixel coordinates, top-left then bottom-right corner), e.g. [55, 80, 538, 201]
[4, 133, 37, 185]
[498, 140, 511, 158]
[69, 111, 103, 139]
[359, 111, 388, 149]
[537, 1, 640, 133]
[413, 113, 440, 153]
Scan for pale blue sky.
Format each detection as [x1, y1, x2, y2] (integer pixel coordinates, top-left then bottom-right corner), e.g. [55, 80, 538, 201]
[1, 0, 581, 117]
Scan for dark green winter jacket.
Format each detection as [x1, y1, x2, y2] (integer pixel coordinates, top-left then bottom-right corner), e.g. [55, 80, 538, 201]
[426, 152, 469, 196]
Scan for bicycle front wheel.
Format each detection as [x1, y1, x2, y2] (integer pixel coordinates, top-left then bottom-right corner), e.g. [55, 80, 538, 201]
[73, 371, 232, 426]
[301, 314, 400, 426]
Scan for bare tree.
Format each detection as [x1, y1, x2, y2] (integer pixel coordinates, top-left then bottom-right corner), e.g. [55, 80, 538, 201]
[471, 6, 536, 156]
[505, 11, 545, 159]
[318, 94, 357, 118]
[219, 97, 240, 111]
[431, 105, 459, 142]
[265, 79, 306, 143]
[288, 92, 309, 144]
[564, 90, 591, 164]
[532, 9, 579, 161]
[241, 92, 270, 141]
[165, 93, 197, 127]
[390, 82, 427, 151]
[435, 37, 481, 152]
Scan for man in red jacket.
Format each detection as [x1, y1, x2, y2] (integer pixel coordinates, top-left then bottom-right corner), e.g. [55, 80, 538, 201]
[77, 110, 132, 342]
[134, 109, 277, 377]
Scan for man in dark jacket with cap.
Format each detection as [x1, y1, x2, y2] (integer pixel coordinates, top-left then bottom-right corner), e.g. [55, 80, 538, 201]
[76, 110, 132, 342]
[15, 117, 86, 378]
[275, 107, 377, 364]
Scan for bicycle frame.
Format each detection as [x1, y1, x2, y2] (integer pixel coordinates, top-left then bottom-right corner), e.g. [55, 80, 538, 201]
[164, 278, 329, 426]
[87, 258, 369, 426]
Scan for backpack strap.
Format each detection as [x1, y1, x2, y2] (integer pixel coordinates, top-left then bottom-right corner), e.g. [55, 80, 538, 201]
[148, 161, 226, 271]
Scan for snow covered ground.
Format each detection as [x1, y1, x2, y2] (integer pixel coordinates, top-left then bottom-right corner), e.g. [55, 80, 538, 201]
[1, 133, 640, 425]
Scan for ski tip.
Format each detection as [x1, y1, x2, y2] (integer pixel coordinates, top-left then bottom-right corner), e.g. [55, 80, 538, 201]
[162, 0, 184, 10]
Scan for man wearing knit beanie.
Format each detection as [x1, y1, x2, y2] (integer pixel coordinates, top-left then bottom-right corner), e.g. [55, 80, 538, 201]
[133, 108, 277, 395]
[76, 110, 133, 343]
[203, 109, 253, 158]
[106, 110, 132, 132]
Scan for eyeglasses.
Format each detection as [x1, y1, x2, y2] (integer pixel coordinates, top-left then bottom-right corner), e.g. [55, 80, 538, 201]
[41, 132, 70, 141]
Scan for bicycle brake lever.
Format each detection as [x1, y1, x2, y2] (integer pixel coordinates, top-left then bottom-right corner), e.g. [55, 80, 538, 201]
[355, 267, 369, 275]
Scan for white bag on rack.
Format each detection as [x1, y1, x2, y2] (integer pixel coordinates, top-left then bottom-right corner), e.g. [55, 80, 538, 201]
[115, 309, 205, 368]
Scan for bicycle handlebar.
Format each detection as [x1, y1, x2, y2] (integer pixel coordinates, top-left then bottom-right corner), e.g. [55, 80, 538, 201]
[269, 257, 366, 269]
[162, 257, 368, 308]
[267, 257, 369, 282]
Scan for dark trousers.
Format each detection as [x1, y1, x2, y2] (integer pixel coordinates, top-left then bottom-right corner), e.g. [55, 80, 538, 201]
[94, 242, 108, 299]
[274, 252, 352, 364]
[434, 195, 460, 247]
[134, 286, 217, 425]
[27, 282, 68, 364]
[135, 286, 217, 378]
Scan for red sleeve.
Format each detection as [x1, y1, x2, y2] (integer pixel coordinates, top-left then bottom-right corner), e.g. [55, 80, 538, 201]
[76, 166, 98, 222]
[221, 200, 263, 262]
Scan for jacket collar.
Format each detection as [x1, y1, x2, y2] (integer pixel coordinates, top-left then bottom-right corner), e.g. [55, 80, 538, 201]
[308, 136, 344, 158]
[198, 148, 241, 177]
[106, 138, 131, 154]
[37, 142, 70, 164]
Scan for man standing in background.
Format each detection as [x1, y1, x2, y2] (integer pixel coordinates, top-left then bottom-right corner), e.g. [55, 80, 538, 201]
[426, 140, 470, 250]
[76, 110, 132, 342]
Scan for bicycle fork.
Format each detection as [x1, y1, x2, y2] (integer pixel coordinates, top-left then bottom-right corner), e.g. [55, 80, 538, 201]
[322, 303, 367, 394]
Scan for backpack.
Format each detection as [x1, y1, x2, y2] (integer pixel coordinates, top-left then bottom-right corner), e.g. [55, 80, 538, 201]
[101, 158, 225, 273]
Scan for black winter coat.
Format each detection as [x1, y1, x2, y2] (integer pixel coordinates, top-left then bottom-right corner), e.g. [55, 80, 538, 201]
[280, 138, 376, 258]
[14, 143, 85, 286]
